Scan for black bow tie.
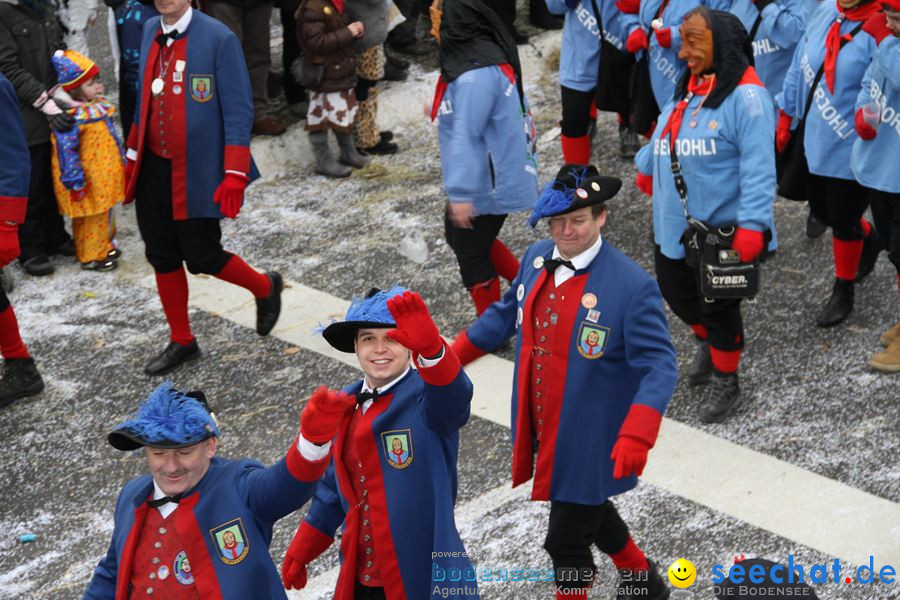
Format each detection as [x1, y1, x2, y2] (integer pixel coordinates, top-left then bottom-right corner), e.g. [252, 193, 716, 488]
[544, 258, 576, 274]
[356, 389, 379, 405]
[148, 493, 183, 508]
[155, 30, 178, 46]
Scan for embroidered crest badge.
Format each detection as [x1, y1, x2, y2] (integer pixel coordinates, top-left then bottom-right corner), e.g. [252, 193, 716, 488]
[381, 429, 414, 469]
[209, 518, 249, 565]
[173, 550, 195, 585]
[577, 323, 609, 359]
[190, 75, 213, 102]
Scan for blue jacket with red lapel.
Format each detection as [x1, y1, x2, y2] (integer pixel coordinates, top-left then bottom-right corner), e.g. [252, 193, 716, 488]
[465, 239, 677, 505]
[125, 10, 260, 220]
[301, 344, 478, 600]
[0, 73, 29, 224]
[82, 442, 326, 600]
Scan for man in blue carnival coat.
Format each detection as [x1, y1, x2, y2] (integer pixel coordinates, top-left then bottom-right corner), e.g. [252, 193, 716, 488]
[452, 165, 677, 600]
[0, 73, 44, 407]
[82, 381, 344, 599]
[124, 0, 282, 376]
[281, 287, 477, 600]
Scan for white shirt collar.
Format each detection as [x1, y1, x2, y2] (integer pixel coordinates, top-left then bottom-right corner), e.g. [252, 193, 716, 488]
[552, 233, 603, 270]
[161, 6, 192, 35]
[361, 365, 410, 394]
[151, 479, 179, 519]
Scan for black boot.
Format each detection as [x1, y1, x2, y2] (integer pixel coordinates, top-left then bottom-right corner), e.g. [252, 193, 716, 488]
[698, 370, 741, 423]
[256, 272, 283, 336]
[806, 210, 827, 239]
[144, 340, 201, 376]
[0, 357, 44, 409]
[530, 0, 564, 29]
[619, 123, 640, 159]
[687, 340, 713, 386]
[855, 227, 883, 282]
[617, 559, 670, 600]
[815, 278, 854, 327]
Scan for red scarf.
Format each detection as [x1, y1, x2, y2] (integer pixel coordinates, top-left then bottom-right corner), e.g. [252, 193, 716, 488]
[824, 1, 882, 93]
[332, 0, 344, 13]
[430, 63, 516, 121]
[660, 74, 716, 145]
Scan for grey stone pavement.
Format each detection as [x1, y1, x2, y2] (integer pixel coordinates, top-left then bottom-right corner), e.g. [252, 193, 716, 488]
[0, 5, 897, 600]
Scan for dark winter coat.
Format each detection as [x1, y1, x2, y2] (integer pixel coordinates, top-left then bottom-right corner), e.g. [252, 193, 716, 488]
[295, 0, 358, 92]
[0, 0, 65, 146]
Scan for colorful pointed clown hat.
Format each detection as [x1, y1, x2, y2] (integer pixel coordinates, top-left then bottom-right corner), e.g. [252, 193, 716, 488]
[51, 49, 100, 92]
[322, 286, 408, 353]
[108, 382, 221, 451]
[528, 164, 621, 227]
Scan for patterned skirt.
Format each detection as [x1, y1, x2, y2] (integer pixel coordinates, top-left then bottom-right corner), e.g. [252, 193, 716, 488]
[305, 89, 358, 133]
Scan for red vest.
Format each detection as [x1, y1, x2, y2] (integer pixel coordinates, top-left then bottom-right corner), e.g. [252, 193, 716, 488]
[343, 404, 383, 588]
[129, 506, 200, 599]
[147, 42, 177, 159]
[529, 275, 578, 444]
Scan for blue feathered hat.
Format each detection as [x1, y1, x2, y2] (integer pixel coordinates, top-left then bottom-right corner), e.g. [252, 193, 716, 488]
[528, 164, 621, 227]
[108, 383, 221, 451]
[322, 286, 407, 353]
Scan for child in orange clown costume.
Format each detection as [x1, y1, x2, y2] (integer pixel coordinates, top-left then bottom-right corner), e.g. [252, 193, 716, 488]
[50, 50, 124, 271]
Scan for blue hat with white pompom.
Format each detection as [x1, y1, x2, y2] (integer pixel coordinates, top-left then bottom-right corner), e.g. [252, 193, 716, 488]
[108, 382, 220, 451]
[322, 286, 408, 353]
[528, 164, 621, 227]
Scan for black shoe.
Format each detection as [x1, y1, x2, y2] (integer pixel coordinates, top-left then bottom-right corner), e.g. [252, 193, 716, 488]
[510, 27, 529, 44]
[617, 559, 670, 600]
[144, 340, 201, 376]
[806, 211, 827, 239]
[359, 138, 399, 155]
[698, 371, 741, 423]
[855, 228, 883, 283]
[0, 358, 44, 409]
[815, 278, 854, 327]
[81, 259, 117, 271]
[20, 255, 54, 277]
[385, 53, 409, 70]
[380, 131, 394, 144]
[256, 272, 283, 336]
[687, 340, 713, 386]
[619, 124, 640, 159]
[530, 0, 564, 29]
[108, 247, 122, 260]
[382, 58, 408, 81]
[50, 238, 76, 257]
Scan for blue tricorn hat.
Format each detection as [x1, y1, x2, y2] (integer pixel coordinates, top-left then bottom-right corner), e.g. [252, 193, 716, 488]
[322, 286, 408, 353]
[528, 164, 621, 227]
[108, 382, 221, 451]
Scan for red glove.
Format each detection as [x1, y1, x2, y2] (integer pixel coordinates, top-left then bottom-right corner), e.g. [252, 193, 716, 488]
[299, 386, 355, 445]
[775, 109, 793, 154]
[123, 158, 136, 204]
[862, 12, 892, 46]
[616, 0, 640, 13]
[611, 404, 662, 479]
[855, 108, 878, 140]
[70, 184, 88, 203]
[635, 172, 653, 197]
[213, 172, 249, 218]
[655, 27, 672, 48]
[386, 290, 443, 358]
[731, 227, 765, 263]
[0, 223, 21, 267]
[281, 521, 334, 590]
[449, 330, 486, 366]
[626, 28, 649, 53]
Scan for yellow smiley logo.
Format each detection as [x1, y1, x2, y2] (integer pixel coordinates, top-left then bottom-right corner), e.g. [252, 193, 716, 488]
[667, 558, 697, 588]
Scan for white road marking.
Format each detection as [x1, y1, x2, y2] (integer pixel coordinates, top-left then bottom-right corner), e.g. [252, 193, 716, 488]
[130, 271, 900, 568]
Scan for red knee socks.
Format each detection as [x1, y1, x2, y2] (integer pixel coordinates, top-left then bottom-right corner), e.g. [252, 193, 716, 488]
[832, 221, 871, 281]
[214, 255, 271, 298]
[560, 134, 591, 165]
[468, 277, 501, 316]
[0, 305, 29, 359]
[710, 346, 741, 373]
[690, 324, 708, 341]
[489, 239, 519, 282]
[155, 268, 194, 346]
[610, 537, 650, 572]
